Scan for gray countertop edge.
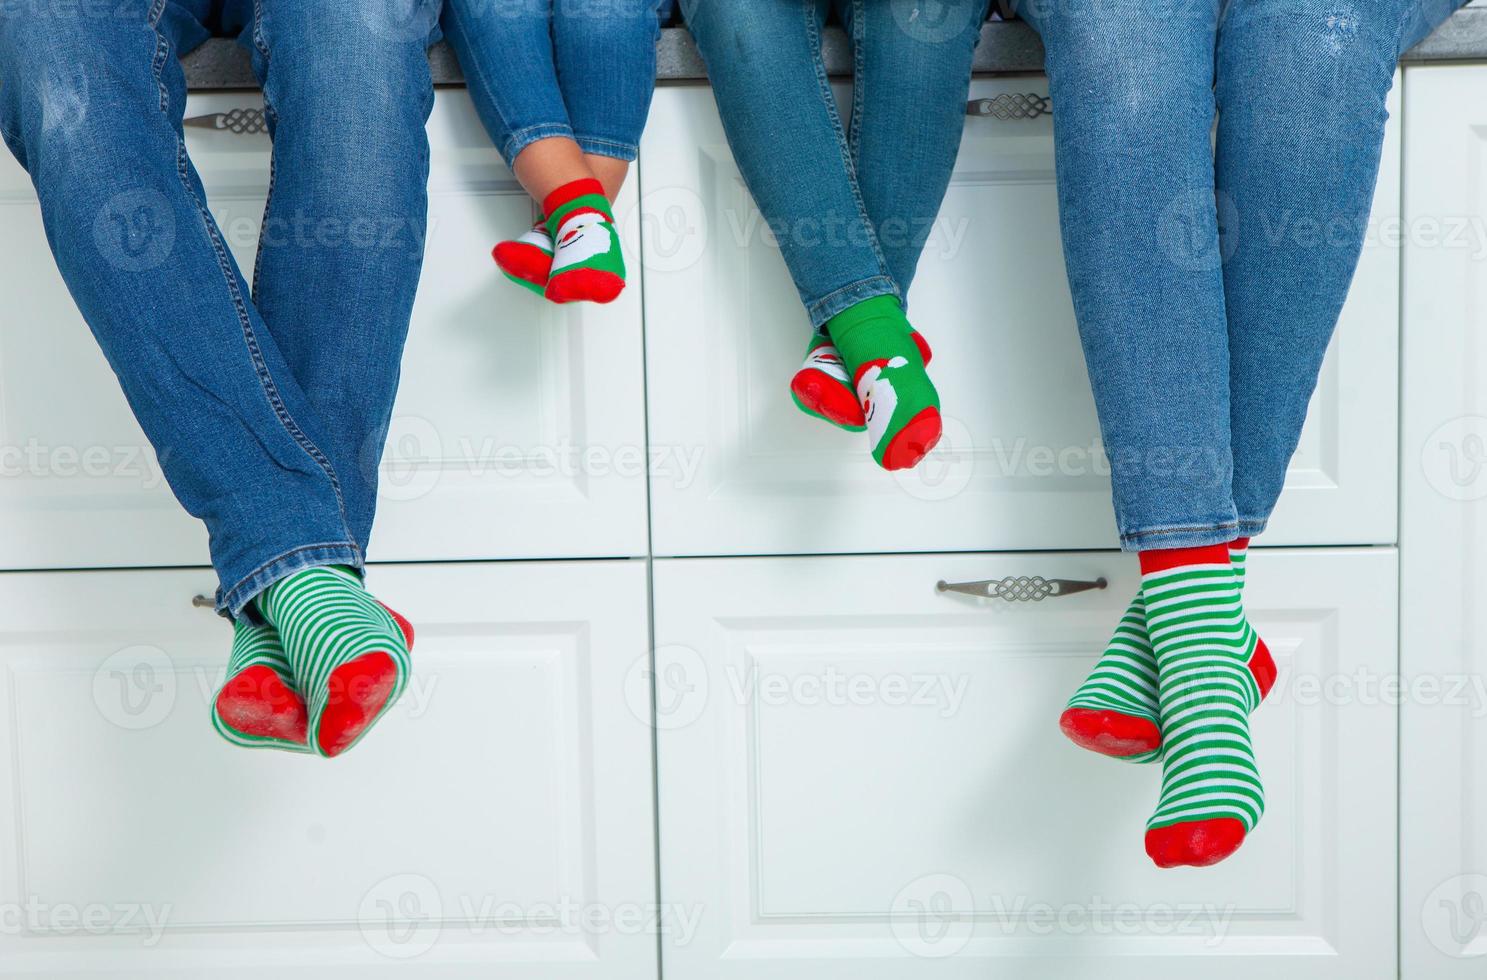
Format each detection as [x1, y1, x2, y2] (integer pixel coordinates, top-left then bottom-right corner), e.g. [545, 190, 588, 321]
[176, 12, 1478, 91]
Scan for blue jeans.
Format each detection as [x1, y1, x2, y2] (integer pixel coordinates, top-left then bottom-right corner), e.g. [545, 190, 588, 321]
[1016, 0, 1466, 550]
[442, 0, 673, 168]
[681, 0, 990, 328]
[0, 0, 438, 616]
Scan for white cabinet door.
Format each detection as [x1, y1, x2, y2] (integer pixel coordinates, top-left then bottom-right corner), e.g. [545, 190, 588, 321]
[0, 90, 648, 570]
[0, 560, 656, 979]
[639, 78, 1400, 556]
[369, 91, 648, 562]
[652, 549, 1396, 980]
[1400, 63, 1487, 977]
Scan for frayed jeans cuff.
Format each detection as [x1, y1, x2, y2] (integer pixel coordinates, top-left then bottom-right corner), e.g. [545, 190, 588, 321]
[1236, 516, 1269, 540]
[575, 135, 639, 162]
[1119, 521, 1242, 553]
[806, 276, 901, 329]
[218, 541, 364, 622]
[502, 122, 579, 170]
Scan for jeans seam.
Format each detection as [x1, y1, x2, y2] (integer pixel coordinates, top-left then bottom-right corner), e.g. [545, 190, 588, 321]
[803, 2, 894, 284]
[249, 0, 276, 299]
[148, 8, 356, 551]
[847, 0, 865, 167]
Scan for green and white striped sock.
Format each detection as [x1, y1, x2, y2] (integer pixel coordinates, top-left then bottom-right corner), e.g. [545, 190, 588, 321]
[1141, 544, 1264, 868]
[212, 620, 310, 752]
[1059, 538, 1272, 762]
[256, 566, 412, 758]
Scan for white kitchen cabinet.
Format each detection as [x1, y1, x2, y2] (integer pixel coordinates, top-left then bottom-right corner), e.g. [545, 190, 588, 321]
[1400, 63, 1487, 977]
[0, 560, 656, 979]
[652, 549, 1397, 980]
[0, 90, 648, 570]
[639, 77, 1401, 557]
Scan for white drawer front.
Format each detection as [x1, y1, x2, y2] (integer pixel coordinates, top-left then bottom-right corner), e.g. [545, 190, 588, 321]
[652, 549, 1397, 980]
[0, 90, 649, 569]
[0, 560, 656, 979]
[639, 78, 1400, 556]
[1400, 63, 1487, 978]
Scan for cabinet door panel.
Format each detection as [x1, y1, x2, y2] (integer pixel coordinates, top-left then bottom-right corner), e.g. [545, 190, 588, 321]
[0, 91, 648, 570]
[640, 79, 1400, 556]
[0, 560, 655, 979]
[653, 549, 1396, 980]
[1400, 62, 1487, 977]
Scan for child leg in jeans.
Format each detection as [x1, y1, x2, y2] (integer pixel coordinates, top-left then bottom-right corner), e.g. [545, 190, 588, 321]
[442, 0, 672, 304]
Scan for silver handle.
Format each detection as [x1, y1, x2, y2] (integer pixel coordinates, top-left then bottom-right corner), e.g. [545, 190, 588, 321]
[191, 594, 214, 609]
[966, 93, 1052, 120]
[936, 575, 1107, 602]
[184, 107, 269, 135]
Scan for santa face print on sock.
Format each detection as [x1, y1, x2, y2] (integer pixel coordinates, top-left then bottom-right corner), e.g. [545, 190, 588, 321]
[856, 356, 908, 453]
[552, 212, 617, 271]
[802, 344, 852, 384]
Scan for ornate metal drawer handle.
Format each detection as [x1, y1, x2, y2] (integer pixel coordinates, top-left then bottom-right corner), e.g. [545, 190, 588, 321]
[966, 93, 1052, 120]
[184, 107, 268, 135]
[936, 576, 1107, 602]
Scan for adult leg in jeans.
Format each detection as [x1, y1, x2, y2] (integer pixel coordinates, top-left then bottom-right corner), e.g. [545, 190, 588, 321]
[0, 2, 360, 616]
[230, 0, 438, 559]
[1018, 0, 1267, 869]
[1219, 0, 1462, 535]
[681, 0, 941, 469]
[442, 0, 638, 304]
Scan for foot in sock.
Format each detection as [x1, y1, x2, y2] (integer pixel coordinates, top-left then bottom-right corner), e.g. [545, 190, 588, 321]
[791, 329, 933, 433]
[1141, 544, 1265, 868]
[212, 620, 310, 752]
[256, 566, 414, 758]
[826, 295, 941, 469]
[1058, 538, 1275, 760]
[542, 178, 625, 304]
[493, 221, 553, 296]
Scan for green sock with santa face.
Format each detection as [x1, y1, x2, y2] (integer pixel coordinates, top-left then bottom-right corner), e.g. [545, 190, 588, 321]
[825, 295, 942, 470]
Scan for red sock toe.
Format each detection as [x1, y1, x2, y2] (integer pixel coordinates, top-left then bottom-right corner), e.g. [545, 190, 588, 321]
[1059, 707, 1162, 757]
[216, 665, 307, 743]
[545, 267, 625, 304]
[317, 652, 399, 758]
[492, 240, 551, 288]
[1145, 818, 1247, 868]
[880, 406, 942, 471]
[792, 369, 867, 428]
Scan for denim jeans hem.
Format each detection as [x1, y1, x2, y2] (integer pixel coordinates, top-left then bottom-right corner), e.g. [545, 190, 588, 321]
[501, 122, 578, 169]
[218, 541, 364, 622]
[1119, 521, 1241, 553]
[574, 135, 639, 162]
[807, 276, 901, 329]
[1235, 517, 1269, 539]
